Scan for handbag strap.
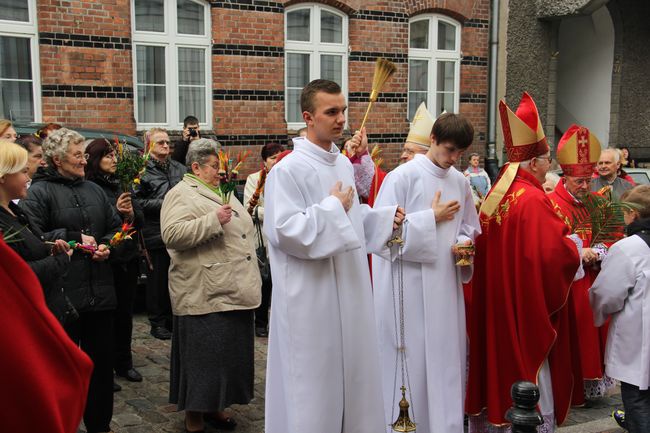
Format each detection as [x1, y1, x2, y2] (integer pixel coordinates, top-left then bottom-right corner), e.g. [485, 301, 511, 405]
[254, 207, 265, 248]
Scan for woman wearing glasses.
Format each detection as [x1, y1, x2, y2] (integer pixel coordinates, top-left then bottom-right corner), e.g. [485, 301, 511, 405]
[160, 139, 260, 433]
[20, 128, 122, 433]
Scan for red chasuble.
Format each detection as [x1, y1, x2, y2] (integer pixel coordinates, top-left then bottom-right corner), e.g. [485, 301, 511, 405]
[0, 237, 93, 433]
[466, 169, 580, 426]
[548, 180, 608, 383]
[367, 166, 386, 208]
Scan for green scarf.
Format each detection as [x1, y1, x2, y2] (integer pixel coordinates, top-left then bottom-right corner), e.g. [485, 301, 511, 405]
[185, 173, 221, 196]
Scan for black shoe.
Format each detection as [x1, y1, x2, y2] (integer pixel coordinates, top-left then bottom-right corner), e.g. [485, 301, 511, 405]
[116, 368, 143, 382]
[255, 327, 268, 338]
[150, 326, 172, 340]
[113, 381, 122, 392]
[204, 414, 237, 431]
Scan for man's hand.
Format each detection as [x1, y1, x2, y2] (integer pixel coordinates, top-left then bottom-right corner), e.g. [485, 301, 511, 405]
[217, 204, 233, 225]
[393, 207, 405, 230]
[330, 181, 354, 212]
[116, 192, 135, 220]
[344, 127, 368, 158]
[451, 239, 474, 258]
[581, 247, 598, 265]
[91, 244, 110, 262]
[432, 191, 460, 223]
[51, 239, 72, 257]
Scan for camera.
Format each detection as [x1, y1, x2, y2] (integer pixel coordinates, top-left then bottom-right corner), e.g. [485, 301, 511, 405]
[188, 127, 198, 138]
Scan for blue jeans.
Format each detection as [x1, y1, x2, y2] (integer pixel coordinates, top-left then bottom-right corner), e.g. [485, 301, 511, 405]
[621, 381, 650, 433]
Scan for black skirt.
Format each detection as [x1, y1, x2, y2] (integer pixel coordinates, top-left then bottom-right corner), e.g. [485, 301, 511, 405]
[169, 309, 255, 412]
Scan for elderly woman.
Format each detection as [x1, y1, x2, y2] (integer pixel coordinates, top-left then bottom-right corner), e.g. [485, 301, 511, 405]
[161, 138, 261, 433]
[20, 128, 121, 433]
[85, 139, 145, 385]
[0, 119, 17, 142]
[0, 141, 73, 322]
[243, 142, 283, 337]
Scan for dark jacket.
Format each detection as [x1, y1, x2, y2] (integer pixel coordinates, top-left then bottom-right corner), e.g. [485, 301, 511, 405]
[0, 203, 72, 323]
[19, 167, 122, 312]
[171, 137, 190, 165]
[87, 175, 144, 265]
[134, 158, 186, 250]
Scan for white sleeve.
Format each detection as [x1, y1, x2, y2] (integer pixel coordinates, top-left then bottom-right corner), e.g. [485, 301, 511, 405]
[263, 165, 361, 260]
[589, 242, 637, 327]
[353, 154, 375, 199]
[457, 181, 482, 282]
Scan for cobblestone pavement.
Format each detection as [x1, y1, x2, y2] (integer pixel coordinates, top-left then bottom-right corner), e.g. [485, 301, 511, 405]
[92, 314, 624, 433]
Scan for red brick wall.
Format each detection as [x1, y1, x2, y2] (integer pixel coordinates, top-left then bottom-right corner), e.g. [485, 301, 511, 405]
[37, 0, 135, 134]
[33, 0, 490, 174]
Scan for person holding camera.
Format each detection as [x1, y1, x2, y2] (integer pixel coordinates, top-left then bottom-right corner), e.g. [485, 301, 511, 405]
[172, 115, 201, 165]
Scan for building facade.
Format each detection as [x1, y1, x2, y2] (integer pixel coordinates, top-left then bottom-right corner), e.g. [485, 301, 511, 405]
[0, 0, 491, 172]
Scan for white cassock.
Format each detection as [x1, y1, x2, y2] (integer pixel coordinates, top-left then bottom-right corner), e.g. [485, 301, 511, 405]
[372, 154, 481, 433]
[263, 137, 398, 433]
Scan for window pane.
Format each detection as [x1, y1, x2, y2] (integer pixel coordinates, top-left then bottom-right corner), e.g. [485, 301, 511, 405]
[1, 81, 34, 122]
[177, 0, 204, 35]
[408, 92, 427, 121]
[0, 36, 32, 80]
[178, 48, 205, 85]
[438, 21, 456, 50]
[179, 87, 205, 123]
[287, 89, 302, 123]
[134, 0, 164, 32]
[287, 53, 310, 87]
[137, 85, 166, 123]
[436, 92, 454, 115]
[409, 59, 428, 92]
[320, 55, 342, 85]
[410, 20, 429, 49]
[0, 0, 29, 22]
[287, 9, 310, 41]
[136, 46, 165, 85]
[321, 11, 342, 44]
[437, 61, 455, 92]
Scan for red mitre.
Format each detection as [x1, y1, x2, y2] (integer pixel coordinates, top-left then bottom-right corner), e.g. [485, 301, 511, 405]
[556, 124, 601, 177]
[499, 92, 549, 162]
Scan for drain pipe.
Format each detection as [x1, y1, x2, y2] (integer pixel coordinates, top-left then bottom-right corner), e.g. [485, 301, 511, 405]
[485, 0, 501, 180]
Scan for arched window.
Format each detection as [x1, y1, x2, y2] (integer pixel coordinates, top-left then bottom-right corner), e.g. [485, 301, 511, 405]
[285, 4, 348, 128]
[0, 0, 40, 122]
[408, 15, 461, 120]
[132, 0, 211, 129]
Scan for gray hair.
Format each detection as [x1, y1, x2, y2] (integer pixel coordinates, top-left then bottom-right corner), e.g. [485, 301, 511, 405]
[602, 147, 620, 163]
[545, 171, 561, 185]
[185, 138, 220, 168]
[42, 127, 85, 166]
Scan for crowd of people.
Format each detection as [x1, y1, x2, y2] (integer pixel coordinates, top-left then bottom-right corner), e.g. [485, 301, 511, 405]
[1, 79, 649, 433]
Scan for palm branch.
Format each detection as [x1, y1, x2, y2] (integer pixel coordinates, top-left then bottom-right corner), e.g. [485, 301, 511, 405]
[568, 192, 637, 246]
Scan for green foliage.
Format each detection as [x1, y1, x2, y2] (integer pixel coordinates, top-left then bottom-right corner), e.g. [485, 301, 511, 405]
[114, 147, 147, 192]
[568, 192, 637, 246]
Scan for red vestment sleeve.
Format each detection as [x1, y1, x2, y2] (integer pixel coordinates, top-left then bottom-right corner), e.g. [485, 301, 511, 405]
[0, 237, 92, 433]
[466, 170, 580, 426]
[367, 167, 386, 208]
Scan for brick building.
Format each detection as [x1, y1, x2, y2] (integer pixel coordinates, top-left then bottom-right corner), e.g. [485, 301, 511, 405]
[0, 0, 491, 173]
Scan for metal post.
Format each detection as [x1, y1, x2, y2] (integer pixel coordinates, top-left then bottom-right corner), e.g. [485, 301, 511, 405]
[486, 0, 501, 180]
[505, 381, 544, 433]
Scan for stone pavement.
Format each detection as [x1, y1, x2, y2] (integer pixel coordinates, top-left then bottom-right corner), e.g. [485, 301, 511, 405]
[88, 314, 625, 433]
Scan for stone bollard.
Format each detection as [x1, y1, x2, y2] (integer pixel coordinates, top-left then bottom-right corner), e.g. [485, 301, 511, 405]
[505, 381, 544, 433]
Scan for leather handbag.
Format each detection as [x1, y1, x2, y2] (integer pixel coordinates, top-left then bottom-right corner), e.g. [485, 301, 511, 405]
[254, 207, 271, 281]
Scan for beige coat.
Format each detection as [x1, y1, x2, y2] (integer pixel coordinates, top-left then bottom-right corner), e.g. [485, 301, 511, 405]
[160, 175, 261, 316]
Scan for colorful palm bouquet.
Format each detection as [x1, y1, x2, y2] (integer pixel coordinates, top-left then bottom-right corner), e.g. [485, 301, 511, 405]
[113, 137, 153, 192]
[217, 150, 250, 203]
[46, 222, 136, 255]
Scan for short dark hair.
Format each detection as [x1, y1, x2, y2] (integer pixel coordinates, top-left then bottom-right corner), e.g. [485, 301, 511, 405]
[300, 79, 341, 113]
[16, 135, 42, 152]
[84, 138, 114, 181]
[261, 142, 284, 161]
[432, 113, 474, 150]
[183, 115, 199, 128]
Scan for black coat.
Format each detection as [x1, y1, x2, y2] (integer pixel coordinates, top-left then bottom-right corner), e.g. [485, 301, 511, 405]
[88, 175, 144, 265]
[20, 167, 122, 312]
[134, 158, 186, 250]
[0, 203, 71, 323]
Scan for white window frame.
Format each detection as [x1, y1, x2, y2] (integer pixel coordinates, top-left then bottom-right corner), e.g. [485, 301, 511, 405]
[407, 14, 461, 120]
[0, 0, 42, 123]
[131, 0, 212, 130]
[285, 3, 348, 130]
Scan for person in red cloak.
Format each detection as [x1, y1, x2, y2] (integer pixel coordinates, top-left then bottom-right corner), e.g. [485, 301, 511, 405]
[0, 235, 93, 433]
[466, 92, 583, 432]
[548, 125, 615, 404]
